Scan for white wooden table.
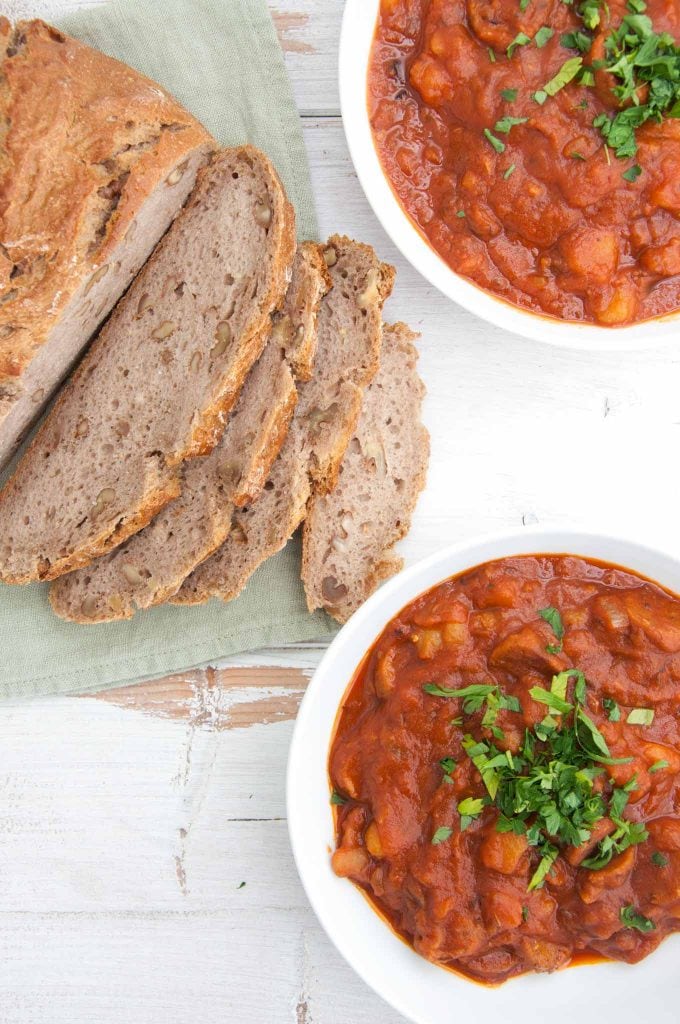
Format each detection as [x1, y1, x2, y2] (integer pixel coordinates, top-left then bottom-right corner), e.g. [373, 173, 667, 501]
[2, 2, 680, 1021]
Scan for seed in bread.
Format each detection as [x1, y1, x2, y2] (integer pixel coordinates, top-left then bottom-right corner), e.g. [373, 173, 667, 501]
[302, 323, 429, 623]
[172, 236, 395, 606]
[0, 146, 296, 584]
[0, 18, 215, 469]
[49, 244, 330, 622]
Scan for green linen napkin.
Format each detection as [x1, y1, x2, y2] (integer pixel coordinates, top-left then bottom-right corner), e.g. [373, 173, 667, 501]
[0, 0, 336, 700]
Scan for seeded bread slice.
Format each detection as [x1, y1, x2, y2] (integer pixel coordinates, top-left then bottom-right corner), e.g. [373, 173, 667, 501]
[301, 323, 429, 624]
[49, 338, 296, 622]
[172, 237, 395, 606]
[49, 244, 330, 622]
[272, 242, 330, 382]
[0, 18, 214, 468]
[0, 146, 296, 584]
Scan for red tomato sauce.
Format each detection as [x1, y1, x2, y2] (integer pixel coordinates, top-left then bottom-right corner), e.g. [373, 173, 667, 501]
[368, 1, 680, 326]
[329, 555, 680, 984]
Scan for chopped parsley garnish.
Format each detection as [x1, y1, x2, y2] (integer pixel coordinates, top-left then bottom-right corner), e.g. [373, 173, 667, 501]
[504, 163, 517, 179]
[501, 88, 519, 101]
[330, 790, 347, 805]
[522, 904, 530, 921]
[439, 756, 457, 776]
[432, 826, 453, 845]
[620, 905, 655, 933]
[536, 55, 584, 100]
[448, 669, 642, 889]
[603, 697, 621, 722]
[488, 47, 497, 63]
[562, 29, 594, 53]
[622, 163, 643, 181]
[535, 26, 555, 48]
[484, 128, 506, 153]
[507, 32, 531, 58]
[458, 797, 486, 831]
[425, 682, 520, 744]
[589, 7, 680, 160]
[455, 210, 466, 218]
[627, 707, 655, 726]
[529, 845, 559, 891]
[504, 1, 680, 174]
[237, 881, 246, 889]
[652, 851, 669, 867]
[649, 759, 669, 773]
[539, 606, 565, 652]
[495, 115, 529, 133]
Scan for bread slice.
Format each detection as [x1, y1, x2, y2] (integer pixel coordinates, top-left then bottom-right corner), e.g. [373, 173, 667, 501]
[0, 146, 296, 584]
[49, 244, 330, 622]
[172, 237, 395, 607]
[301, 323, 429, 623]
[0, 18, 214, 468]
[271, 242, 330, 381]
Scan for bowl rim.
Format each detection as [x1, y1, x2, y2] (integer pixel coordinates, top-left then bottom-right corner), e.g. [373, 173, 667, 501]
[287, 525, 680, 1024]
[338, 0, 680, 351]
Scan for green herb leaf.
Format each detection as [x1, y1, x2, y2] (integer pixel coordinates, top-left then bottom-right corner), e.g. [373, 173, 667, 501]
[440, 757, 457, 775]
[539, 606, 565, 641]
[522, 904, 530, 921]
[495, 116, 529, 134]
[535, 27, 555, 48]
[484, 128, 506, 153]
[652, 851, 669, 867]
[627, 708, 655, 726]
[507, 32, 532, 58]
[623, 164, 643, 181]
[501, 88, 519, 101]
[459, 798, 485, 831]
[237, 881, 246, 889]
[603, 697, 621, 722]
[649, 759, 670, 773]
[530, 686, 574, 716]
[330, 790, 347, 806]
[528, 845, 559, 891]
[620, 905, 655, 933]
[540, 56, 584, 98]
[562, 29, 594, 53]
[432, 826, 453, 845]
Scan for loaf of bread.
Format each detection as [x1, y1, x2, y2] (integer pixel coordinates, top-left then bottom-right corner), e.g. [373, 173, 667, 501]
[49, 244, 330, 622]
[302, 323, 429, 623]
[0, 146, 295, 584]
[0, 18, 214, 468]
[172, 236, 395, 606]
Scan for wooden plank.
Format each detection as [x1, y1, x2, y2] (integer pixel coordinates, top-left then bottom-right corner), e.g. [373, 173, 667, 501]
[93, 665, 309, 731]
[0, 690, 404, 1022]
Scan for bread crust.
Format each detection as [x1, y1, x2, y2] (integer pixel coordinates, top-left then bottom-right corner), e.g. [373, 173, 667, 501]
[172, 237, 396, 607]
[0, 19, 214, 384]
[0, 146, 296, 584]
[301, 322, 429, 623]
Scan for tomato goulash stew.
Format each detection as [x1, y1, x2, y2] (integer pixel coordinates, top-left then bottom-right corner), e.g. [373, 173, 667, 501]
[329, 556, 680, 984]
[369, 1, 680, 326]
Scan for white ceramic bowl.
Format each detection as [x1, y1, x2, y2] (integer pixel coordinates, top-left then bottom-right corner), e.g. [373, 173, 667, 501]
[287, 527, 680, 1024]
[339, 0, 680, 350]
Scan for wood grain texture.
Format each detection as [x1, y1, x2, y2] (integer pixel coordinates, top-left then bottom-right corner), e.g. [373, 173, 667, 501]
[1, 1, 680, 1022]
[94, 665, 309, 731]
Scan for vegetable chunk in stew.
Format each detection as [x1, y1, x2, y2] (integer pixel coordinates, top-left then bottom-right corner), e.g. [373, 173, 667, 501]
[369, 0, 680, 326]
[329, 555, 680, 984]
